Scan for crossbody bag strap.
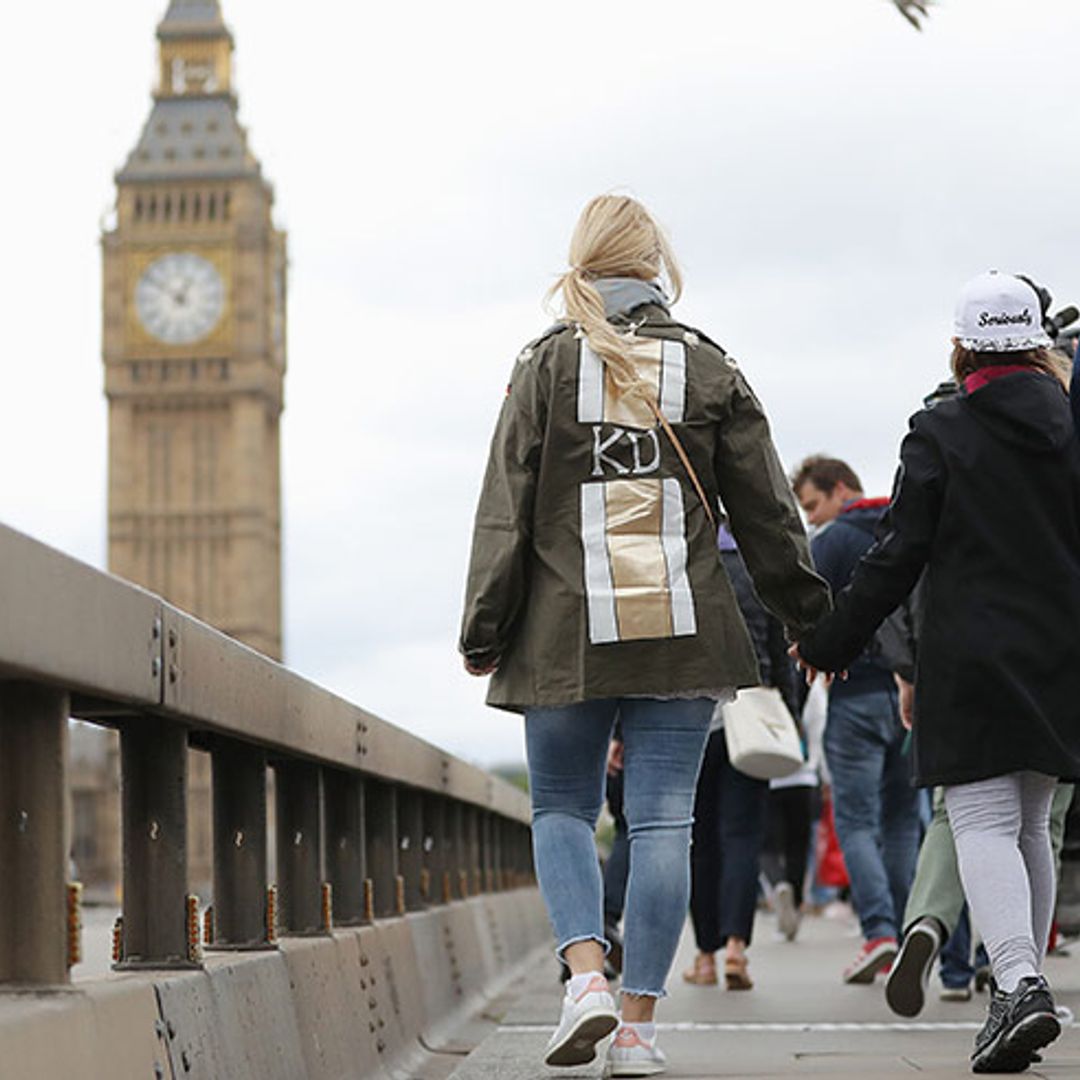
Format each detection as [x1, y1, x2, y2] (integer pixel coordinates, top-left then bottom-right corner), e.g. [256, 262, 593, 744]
[646, 398, 717, 532]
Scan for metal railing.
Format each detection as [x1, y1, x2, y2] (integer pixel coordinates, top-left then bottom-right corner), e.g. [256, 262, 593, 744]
[0, 522, 533, 986]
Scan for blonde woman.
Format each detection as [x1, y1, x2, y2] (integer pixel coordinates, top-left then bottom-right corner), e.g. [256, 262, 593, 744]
[460, 195, 829, 1075]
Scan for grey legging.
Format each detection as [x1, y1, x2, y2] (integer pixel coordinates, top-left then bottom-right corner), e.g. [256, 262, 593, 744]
[944, 771, 1057, 994]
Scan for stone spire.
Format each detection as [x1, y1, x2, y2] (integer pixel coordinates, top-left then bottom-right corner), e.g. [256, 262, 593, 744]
[117, 1, 258, 182]
[158, 0, 227, 36]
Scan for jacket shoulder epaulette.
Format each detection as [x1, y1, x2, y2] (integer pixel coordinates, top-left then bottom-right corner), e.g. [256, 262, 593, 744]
[515, 323, 569, 364]
[666, 320, 743, 374]
[675, 321, 733, 361]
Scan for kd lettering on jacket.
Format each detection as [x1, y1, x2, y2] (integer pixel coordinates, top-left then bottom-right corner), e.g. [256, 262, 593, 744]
[591, 425, 661, 477]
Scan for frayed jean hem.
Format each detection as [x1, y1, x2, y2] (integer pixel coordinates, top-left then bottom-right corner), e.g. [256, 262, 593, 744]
[619, 986, 668, 999]
[555, 933, 610, 963]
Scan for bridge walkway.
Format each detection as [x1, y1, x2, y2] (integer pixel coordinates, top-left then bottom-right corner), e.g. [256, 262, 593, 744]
[452, 902, 1080, 1079]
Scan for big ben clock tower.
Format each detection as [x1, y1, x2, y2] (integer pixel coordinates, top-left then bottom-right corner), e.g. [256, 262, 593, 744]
[102, 0, 285, 661]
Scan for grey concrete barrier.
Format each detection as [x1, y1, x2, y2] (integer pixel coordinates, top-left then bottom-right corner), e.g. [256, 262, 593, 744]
[155, 953, 308, 1080]
[477, 890, 550, 976]
[364, 916, 434, 1075]
[0, 887, 553, 1079]
[0, 978, 166, 1080]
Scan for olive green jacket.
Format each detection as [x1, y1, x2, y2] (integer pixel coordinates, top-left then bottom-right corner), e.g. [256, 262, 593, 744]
[460, 304, 830, 712]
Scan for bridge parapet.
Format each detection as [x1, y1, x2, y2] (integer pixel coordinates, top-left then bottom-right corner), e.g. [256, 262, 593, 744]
[0, 521, 533, 986]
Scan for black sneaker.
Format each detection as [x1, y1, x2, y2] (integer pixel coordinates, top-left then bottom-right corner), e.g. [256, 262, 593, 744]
[971, 976, 1061, 1074]
[886, 917, 942, 1018]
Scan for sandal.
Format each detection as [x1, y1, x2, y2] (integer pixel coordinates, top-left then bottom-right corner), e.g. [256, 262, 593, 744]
[724, 954, 753, 990]
[682, 953, 718, 986]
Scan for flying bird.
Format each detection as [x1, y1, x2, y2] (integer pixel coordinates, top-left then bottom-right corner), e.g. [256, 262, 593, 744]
[892, 0, 934, 30]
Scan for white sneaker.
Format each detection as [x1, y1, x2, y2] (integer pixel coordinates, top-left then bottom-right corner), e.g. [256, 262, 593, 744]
[775, 881, 800, 942]
[543, 973, 618, 1067]
[608, 1024, 668, 1077]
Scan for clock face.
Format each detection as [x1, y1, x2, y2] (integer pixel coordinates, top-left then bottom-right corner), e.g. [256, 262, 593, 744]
[135, 252, 225, 345]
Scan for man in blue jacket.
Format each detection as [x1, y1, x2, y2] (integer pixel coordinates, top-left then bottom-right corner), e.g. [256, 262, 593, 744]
[793, 455, 921, 983]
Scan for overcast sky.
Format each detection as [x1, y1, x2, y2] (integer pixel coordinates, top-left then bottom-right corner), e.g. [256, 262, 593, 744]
[3, 1, 1078, 767]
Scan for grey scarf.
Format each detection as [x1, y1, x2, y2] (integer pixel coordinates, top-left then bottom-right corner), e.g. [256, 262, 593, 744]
[593, 277, 670, 320]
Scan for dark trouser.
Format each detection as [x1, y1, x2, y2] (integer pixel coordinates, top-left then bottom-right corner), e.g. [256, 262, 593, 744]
[603, 768, 629, 924]
[940, 905, 976, 989]
[763, 785, 813, 908]
[689, 729, 769, 951]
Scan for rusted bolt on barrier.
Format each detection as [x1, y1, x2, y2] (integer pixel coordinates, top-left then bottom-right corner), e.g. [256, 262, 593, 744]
[419, 868, 431, 901]
[186, 895, 202, 963]
[363, 879, 374, 923]
[111, 916, 124, 964]
[203, 905, 214, 946]
[394, 874, 406, 916]
[442, 871, 452, 905]
[458, 869, 469, 899]
[321, 882, 333, 932]
[66, 882, 83, 968]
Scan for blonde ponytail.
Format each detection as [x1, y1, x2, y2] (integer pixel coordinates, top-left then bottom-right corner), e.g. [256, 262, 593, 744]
[547, 196, 683, 405]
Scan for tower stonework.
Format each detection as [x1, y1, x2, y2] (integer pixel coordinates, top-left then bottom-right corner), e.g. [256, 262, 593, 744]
[103, 0, 286, 661]
[85, 0, 286, 901]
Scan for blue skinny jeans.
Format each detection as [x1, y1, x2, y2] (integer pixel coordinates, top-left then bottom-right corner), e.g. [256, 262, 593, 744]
[525, 697, 713, 998]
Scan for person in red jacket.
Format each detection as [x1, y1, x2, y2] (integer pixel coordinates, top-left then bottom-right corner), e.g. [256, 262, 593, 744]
[792, 456, 921, 984]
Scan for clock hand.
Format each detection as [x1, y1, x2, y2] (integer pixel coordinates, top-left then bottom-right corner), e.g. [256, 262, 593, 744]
[172, 277, 193, 306]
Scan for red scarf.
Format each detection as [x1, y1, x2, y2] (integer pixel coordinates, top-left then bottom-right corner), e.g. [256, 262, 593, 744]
[963, 364, 1035, 394]
[841, 497, 891, 515]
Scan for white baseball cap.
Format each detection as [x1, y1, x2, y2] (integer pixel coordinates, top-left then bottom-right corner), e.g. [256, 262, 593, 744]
[953, 270, 1051, 352]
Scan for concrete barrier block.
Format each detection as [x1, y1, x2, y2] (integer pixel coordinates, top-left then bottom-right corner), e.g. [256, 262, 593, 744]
[156, 950, 306, 1080]
[478, 890, 551, 977]
[0, 979, 165, 1080]
[360, 919, 427, 1070]
[155, 974, 233, 1080]
[202, 952, 307, 1080]
[469, 898, 508, 978]
[406, 898, 490, 1032]
[330, 929, 390, 1078]
[279, 933, 385, 1080]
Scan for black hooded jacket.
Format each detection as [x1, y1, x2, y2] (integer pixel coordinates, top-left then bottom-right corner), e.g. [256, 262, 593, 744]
[798, 371, 1080, 786]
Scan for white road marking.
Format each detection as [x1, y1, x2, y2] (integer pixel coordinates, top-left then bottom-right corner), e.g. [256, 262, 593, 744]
[500, 1021, 986, 1033]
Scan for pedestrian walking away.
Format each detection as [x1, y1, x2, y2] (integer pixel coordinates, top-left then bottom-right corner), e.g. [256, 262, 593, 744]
[683, 521, 803, 991]
[459, 194, 830, 1076]
[792, 455, 921, 984]
[792, 270, 1080, 1074]
[881, 357, 1079, 1023]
